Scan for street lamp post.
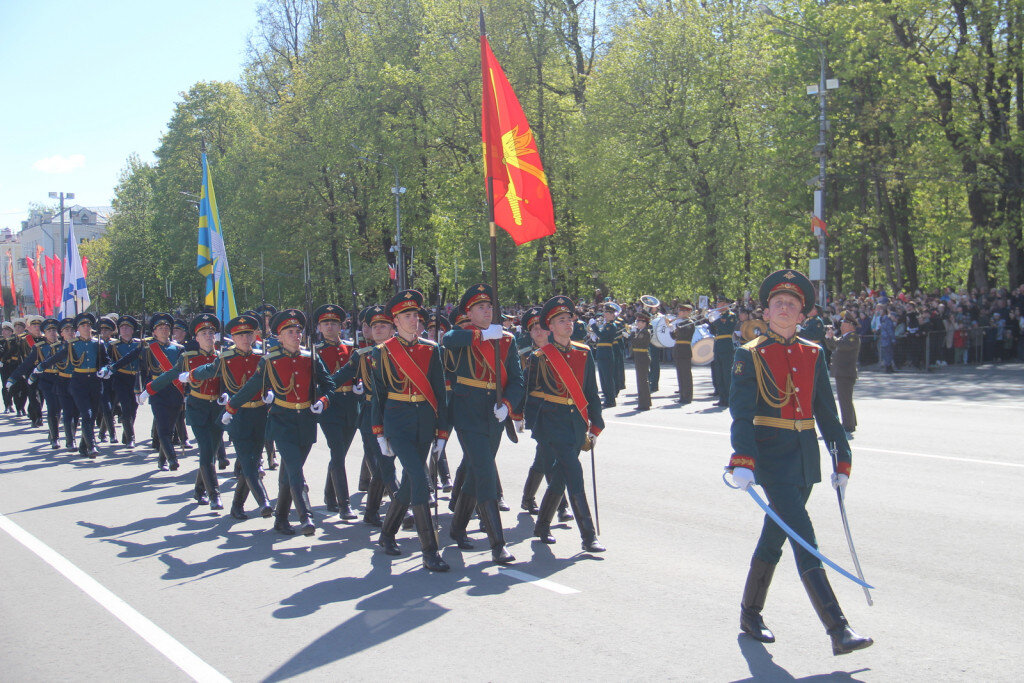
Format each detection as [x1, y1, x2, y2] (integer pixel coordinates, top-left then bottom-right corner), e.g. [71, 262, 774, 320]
[759, 5, 838, 307]
[352, 145, 407, 290]
[47, 190, 75, 260]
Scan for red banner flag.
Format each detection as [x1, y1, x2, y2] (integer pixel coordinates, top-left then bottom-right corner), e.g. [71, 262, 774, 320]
[481, 27, 556, 245]
[811, 214, 828, 237]
[6, 249, 15, 308]
[26, 256, 41, 310]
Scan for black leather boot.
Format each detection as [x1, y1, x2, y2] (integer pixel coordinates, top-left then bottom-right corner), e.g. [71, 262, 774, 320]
[532, 486, 562, 544]
[448, 464, 466, 512]
[801, 567, 873, 655]
[217, 442, 229, 470]
[264, 440, 277, 470]
[449, 493, 477, 550]
[437, 451, 453, 492]
[65, 424, 76, 452]
[477, 499, 515, 564]
[740, 557, 777, 643]
[557, 495, 574, 522]
[47, 414, 60, 449]
[363, 478, 385, 527]
[496, 472, 509, 511]
[202, 463, 222, 510]
[323, 470, 339, 513]
[293, 485, 316, 536]
[246, 474, 274, 518]
[194, 470, 209, 505]
[378, 499, 408, 556]
[569, 492, 605, 552]
[330, 463, 358, 520]
[358, 455, 371, 492]
[412, 505, 449, 572]
[273, 483, 295, 535]
[230, 477, 250, 520]
[521, 467, 544, 514]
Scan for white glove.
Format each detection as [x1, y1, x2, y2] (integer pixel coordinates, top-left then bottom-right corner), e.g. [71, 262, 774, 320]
[262, 390, 274, 404]
[177, 371, 190, 384]
[480, 324, 504, 341]
[4, 380, 12, 390]
[514, 419, 525, 433]
[221, 412, 233, 426]
[353, 380, 364, 395]
[730, 467, 754, 491]
[377, 435, 393, 457]
[588, 431, 599, 447]
[137, 393, 149, 406]
[433, 438, 446, 454]
[493, 403, 509, 423]
[31, 367, 42, 375]
[217, 393, 230, 405]
[589, 331, 598, 342]
[97, 366, 112, 379]
[831, 472, 849, 493]
[310, 399, 325, 414]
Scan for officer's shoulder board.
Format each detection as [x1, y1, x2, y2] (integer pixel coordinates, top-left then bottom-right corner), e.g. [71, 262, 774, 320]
[795, 336, 822, 351]
[419, 338, 439, 348]
[570, 341, 590, 353]
[742, 335, 767, 351]
[356, 345, 375, 357]
[266, 347, 286, 360]
[299, 348, 312, 358]
[143, 336, 155, 344]
[220, 346, 238, 359]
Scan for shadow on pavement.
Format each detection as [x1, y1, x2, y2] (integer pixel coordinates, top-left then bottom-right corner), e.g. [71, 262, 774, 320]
[735, 635, 870, 681]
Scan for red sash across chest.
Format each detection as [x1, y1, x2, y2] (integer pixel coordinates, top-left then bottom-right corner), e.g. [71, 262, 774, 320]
[537, 343, 589, 427]
[755, 341, 818, 420]
[269, 352, 313, 404]
[469, 335, 511, 386]
[187, 352, 220, 396]
[382, 337, 437, 413]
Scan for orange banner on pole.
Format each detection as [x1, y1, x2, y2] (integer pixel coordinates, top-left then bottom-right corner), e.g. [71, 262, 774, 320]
[481, 24, 556, 245]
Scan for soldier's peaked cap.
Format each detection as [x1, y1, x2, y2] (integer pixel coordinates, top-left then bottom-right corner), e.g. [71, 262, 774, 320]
[758, 269, 815, 315]
[541, 296, 575, 330]
[314, 304, 346, 326]
[459, 283, 493, 313]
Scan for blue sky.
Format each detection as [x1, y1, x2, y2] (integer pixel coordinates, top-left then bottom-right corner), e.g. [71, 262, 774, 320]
[0, 0, 259, 233]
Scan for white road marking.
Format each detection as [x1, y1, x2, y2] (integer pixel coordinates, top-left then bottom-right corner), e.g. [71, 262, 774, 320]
[0, 512, 230, 683]
[491, 567, 580, 594]
[605, 420, 1024, 468]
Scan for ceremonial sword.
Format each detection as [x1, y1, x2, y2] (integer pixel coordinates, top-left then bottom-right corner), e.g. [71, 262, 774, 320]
[829, 443, 873, 605]
[723, 471, 874, 590]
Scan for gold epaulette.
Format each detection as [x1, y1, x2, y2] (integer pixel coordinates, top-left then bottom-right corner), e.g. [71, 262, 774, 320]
[570, 341, 590, 351]
[742, 335, 766, 350]
[796, 336, 822, 350]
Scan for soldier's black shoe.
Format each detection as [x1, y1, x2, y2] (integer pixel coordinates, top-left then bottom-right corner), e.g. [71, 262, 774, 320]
[274, 519, 296, 535]
[50, 440, 60, 450]
[477, 500, 515, 565]
[324, 501, 340, 513]
[218, 456, 230, 470]
[363, 479, 385, 527]
[230, 506, 248, 520]
[97, 433, 107, 443]
[582, 538, 606, 552]
[196, 492, 210, 505]
[378, 533, 401, 555]
[402, 509, 414, 531]
[449, 493, 476, 550]
[497, 496, 510, 512]
[521, 497, 539, 514]
[801, 567, 873, 655]
[338, 503, 358, 521]
[158, 463, 169, 472]
[230, 479, 249, 520]
[570, 492, 605, 552]
[378, 499, 408, 555]
[557, 495, 573, 522]
[740, 557, 776, 643]
[259, 505, 274, 518]
[521, 467, 544, 514]
[169, 456, 180, 471]
[533, 487, 561, 544]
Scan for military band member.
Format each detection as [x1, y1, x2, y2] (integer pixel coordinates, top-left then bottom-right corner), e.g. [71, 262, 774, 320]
[710, 296, 738, 407]
[146, 314, 225, 509]
[103, 312, 185, 470]
[313, 304, 360, 520]
[441, 284, 523, 565]
[672, 302, 695, 404]
[224, 309, 335, 536]
[825, 312, 860, 437]
[371, 290, 451, 571]
[726, 269, 871, 656]
[612, 309, 626, 397]
[7, 317, 62, 448]
[108, 316, 143, 447]
[591, 303, 619, 407]
[190, 314, 273, 520]
[96, 316, 118, 444]
[630, 312, 652, 411]
[525, 296, 605, 552]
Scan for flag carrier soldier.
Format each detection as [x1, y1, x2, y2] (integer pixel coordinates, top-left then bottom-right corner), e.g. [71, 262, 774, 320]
[725, 269, 872, 656]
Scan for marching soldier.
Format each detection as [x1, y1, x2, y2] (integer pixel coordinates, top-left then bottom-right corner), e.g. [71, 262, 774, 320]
[591, 303, 619, 407]
[53, 319, 80, 450]
[146, 314, 225, 510]
[189, 314, 274, 520]
[709, 296, 738, 407]
[34, 313, 108, 457]
[726, 269, 872, 656]
[2, 321, 19, 413]
[672, 302, 695, 404]
[426, 311, 454, 492]
[255, 303, 279, 470]
[103, 313, 186, 470]
[313, 304, 360, 520]
[441, 284, 523, 565]
[224, 309, 335, 536]
[7, 317, 62, 448]
[630, 312, 652, 411]
[12, 314, 45, 426]
[371, 290, 451, 571]
[525, 296, 605, 552]
[613, 307, 626, 397]
[107, 316, 143, 447]
[96, 316, 118, 444]
[825, 311, 860, 437]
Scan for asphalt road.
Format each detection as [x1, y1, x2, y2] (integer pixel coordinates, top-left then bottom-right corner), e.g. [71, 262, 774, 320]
[1, 362, 1021, 682]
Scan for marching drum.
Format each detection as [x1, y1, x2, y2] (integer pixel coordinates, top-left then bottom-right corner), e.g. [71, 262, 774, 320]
[691, 324, 715, 365]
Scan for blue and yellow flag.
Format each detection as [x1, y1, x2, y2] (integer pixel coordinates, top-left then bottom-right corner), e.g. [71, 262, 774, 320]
[197, 152, 237, 325]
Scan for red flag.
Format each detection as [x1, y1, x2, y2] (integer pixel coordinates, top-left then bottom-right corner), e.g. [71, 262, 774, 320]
[811, 215, 828, 237]
[6, 249, 15, 308]
[26, 257, 41, 310]
[82, 257, 89, 278]
[481, 28, 556, 245]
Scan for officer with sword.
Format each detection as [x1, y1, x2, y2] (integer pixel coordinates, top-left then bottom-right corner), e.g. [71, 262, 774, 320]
[725, 269, 873, 656]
